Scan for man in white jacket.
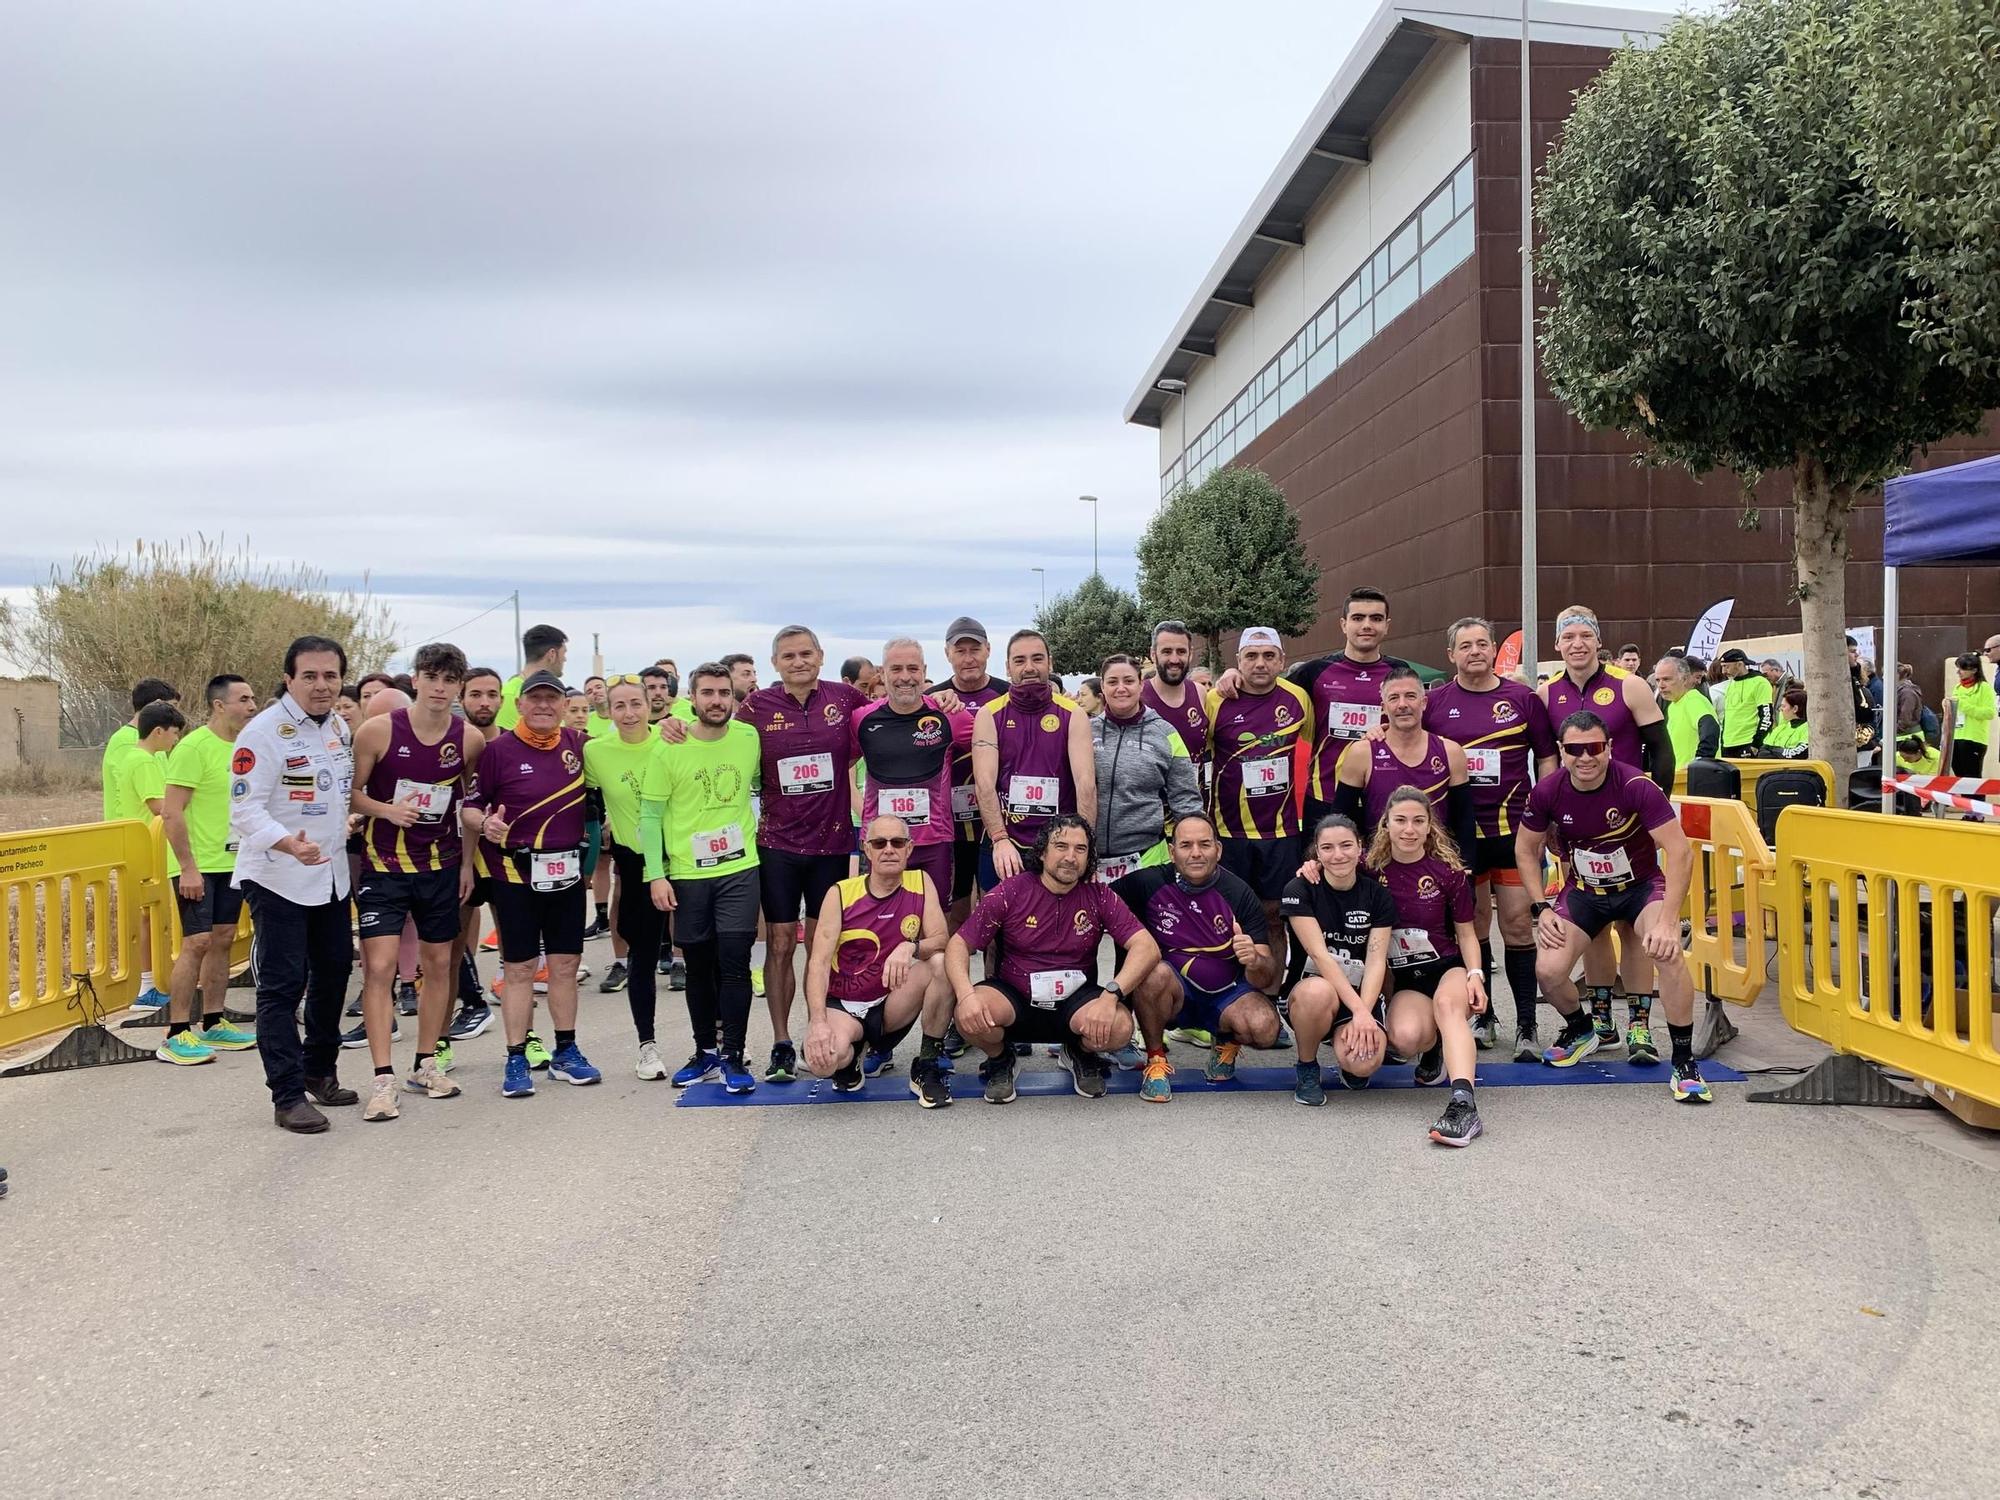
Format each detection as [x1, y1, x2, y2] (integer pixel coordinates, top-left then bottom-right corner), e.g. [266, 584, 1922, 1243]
[230, 635, 358, 1134]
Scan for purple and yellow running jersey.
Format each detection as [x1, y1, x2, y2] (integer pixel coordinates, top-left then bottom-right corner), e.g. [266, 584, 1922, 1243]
[1290, 653, 1410, 799]
[1374, 853, 1474, 966]
[1358, 731, 1455, 839]
[826, 870, 927, 1008]
[932, 675, 1007, 843]
[1544, 666, 1642, 771]
[739, 679, 869, 857]
[1141, 679, 1209, 764]
[364, 709, 471, 873]
[1423, 679, 1555, 838]
[1204, 679, 1314, 839]
[980, 688, 1080, 844]
[468, 727, 587, 885]
[1520, 764, 1676, 894]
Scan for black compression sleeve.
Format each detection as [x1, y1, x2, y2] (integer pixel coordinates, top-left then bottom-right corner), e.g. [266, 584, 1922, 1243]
[1695, 716, 1719, 760]
[1640, 718, 1675, 793]
[1446, 782, 1478, 864]
[1332, 780, 1366, 827]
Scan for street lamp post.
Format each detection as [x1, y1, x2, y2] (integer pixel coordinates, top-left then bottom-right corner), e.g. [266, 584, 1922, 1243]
[1080, 494, 1099, 577]
[1155, 380, 1188, 498]
[1519, 0, 1538, 680]
[1031, 566, 1045, 613]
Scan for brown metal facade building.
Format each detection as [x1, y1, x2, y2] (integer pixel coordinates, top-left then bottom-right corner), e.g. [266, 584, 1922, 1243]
[1128, 10, 1997, 668]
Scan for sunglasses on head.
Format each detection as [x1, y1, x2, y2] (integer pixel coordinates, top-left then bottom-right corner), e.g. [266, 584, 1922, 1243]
[865, 836, 911, 851]
[605, 674, 644, 688]
[1562, 739, 1607, 757]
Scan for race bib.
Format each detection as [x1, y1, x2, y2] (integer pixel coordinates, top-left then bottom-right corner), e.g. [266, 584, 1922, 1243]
[1027, 969, 1088, 1008]
[1094, 852, 1140, 885]
[1573, 845, 1634, 888]
[1390, 926, 1438, 967]
[879, 786, 930, 826]
[950, 783, 979, 821]
[394, 778, 453, 823]
[839, 999, 876, 1020]
[693, 822, 748, 870]
[1005, 774, 1059, 816]
[1244, 756, 1291, 797]
[1329, 701, 1380, 739]
[1303, 949, 1367, 986]
[1463, 747, 1502, 786]
[778, 753, 834, 796]
[530, 850, 579, 892]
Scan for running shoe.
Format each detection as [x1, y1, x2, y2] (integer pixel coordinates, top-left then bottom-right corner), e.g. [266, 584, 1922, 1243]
[1166, 1026, 1213, 1049]
[520, 1031, 551, 1070]
[1588, 989, 1617, 1043]
[1337, 1068, 1371, 1090]
[433, 1040, 455, 1073]
[1511, 1028, 1540, 1063]
[1110, 1042, 1144, 1072]
[1274, 1018, 1295, 1050]
[1205, 1041, 1241, 1083]
[749, 967, 766, 999]
[1624, 1021, 1660, 1067]
[1060, 1042, 1108, 1098]
[1140, 1052, 1174, 1102]
[345, 993, 363, 1017]
[1470, 1012, 1497, 1050]
[340, 1017, 397, 1050]
[656, 954, 673, 977]
[446, 1003, 493, 1041]
[941, 1025, 968, 1059]
[909, 1055, 952, 1109]
[575, 963, 591, 983]
[672, 1049, 722, 1088]
[1428, 1095, 1483, 1147]
[131, 986, 169, 1011]
[831, 1055, 864, 1092]
[668, 958, 687, 992]
[1670, 1060, 1713, 1103]
[404, 1058, 460, 1099]
[980, 1049, 1018, 1104]
[582, 912, 611, 940]
[531, 964, 550, 996]
[549, 1043, 602, 1086]
[1413, 1042, 1444, 1086]
[635, 1041, 667, 1080]
[598, 960, 628, 994]
[720, 1052, 757, 1095]
[154, 1030, 214, 1066]
[765, 1040, 798, 1083]
[501, 1052, 535, 1098]
[363, 1074, 401, 1121]
[1293, 1061, 1325, 1107]
[395, 981, 419, 1017]
[480, 928, 499, 951]
[197, 1018, 257, 1051]
[863, 1046, 896, 1077]
[1542, 1025, 1601, 1068]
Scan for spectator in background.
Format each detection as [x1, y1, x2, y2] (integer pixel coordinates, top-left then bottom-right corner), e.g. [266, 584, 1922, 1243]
[334, 684, 360, 732]
[1075, 677, 1104, 716]
[1715, 649, 1774, 757]
[1892, 663, 1930, 743]
[1616, 643, 1643, 673]
[1759, 658, 1790, 697]
[102, 678, 181, 821]
[1846, 636, 1879, 752]
[839, 656, 882, 699]
[1983, 632, 2000, 674]
[1763, 689, 1810, 757]
[1189, 665, 1214, 694]
[1949, 652, 1995, 776]
[1653, 654, 1718, 766]
[1895, 732, 1941, 777]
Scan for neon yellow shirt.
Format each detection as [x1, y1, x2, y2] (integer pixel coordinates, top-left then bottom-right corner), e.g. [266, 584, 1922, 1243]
[637, 721, 761, 882]
[1720, 673, 1773, 750]
[1951, 678, 1995, 747]
[1764, 718, 1809, 753]
[101, 724, 139, 819]
[164, 725, 237, 874]
[584, 733, 661, 850]
[112, 749, 168, 822]
[495, 674, 524, 732]
[1664, 690, 1718, 768]
[586, 711, 618, 741]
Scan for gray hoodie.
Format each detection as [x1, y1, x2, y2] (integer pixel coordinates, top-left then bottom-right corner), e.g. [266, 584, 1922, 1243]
[1092, 706, 1203, 858]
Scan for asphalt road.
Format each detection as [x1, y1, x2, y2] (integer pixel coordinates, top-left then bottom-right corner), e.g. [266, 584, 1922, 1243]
[4, 951, 1997, 1499]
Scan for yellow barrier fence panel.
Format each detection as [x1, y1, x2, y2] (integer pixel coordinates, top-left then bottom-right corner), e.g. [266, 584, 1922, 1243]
[144, 817, 253, 987]
[1, 820, 161, 1049]
[1775, 807, 2000, 1109]
[1676, 796, 1777, 1006]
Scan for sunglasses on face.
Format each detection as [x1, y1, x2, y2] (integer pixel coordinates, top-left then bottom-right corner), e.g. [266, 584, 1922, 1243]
[865, 836, 911, 851]
[1562, 740, 1607, 757]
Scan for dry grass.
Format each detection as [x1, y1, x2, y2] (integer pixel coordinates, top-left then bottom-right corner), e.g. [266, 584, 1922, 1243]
[0, 763, 102, 832]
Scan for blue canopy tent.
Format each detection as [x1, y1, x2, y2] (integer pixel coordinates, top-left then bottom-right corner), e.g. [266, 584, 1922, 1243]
[1878, 453, 2000, 810]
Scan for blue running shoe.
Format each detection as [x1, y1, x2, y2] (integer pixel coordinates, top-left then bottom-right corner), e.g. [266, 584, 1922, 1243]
[671, 1049, 721, 1088]
[862, 1046, 896, 1077]
[549, 1043, 602, 1086]
[132, 986, 169, 1011]
[720, 1052, 757, 1094]
[502, 1052, 535, 1098]
[1294, 1061, 1325, 1106]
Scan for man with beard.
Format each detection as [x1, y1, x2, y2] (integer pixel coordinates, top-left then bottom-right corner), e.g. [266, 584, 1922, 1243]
[970, 629, 1097, 892]
[1141, 619, 1210, 773]
[445, 666, 505, 1042]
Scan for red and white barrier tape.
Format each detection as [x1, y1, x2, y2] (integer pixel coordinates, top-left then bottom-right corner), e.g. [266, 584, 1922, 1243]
[1881, 777, 2000, 819]
[1890, 774, 2000, 797]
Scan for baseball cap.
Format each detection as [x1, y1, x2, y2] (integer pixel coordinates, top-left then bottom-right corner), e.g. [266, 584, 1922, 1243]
[519, 669, 568, 695]
[1239, 626, 1282, 651]
[1717, 648, 1750, 665]
[945, 616, 988, 646]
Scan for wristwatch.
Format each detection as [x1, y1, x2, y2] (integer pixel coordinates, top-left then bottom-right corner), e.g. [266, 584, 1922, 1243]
[1102, 981, 1124, 1001]
[1530, 900, 1552, 918]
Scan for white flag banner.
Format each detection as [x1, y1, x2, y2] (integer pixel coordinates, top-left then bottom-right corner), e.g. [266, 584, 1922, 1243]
[1687, 598, 1735, 661]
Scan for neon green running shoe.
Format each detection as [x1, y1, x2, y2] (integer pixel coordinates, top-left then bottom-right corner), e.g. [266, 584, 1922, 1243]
[523, 1032, 553, 1071]
[197, 1018, 257, 1051]
[1165, 1027, 1213, 1049]
[1624, 1021, 1660, 1066]
[155, 1030, 215, 1066]
[432, 1040, 455, 1073]
[750, 967, 767, 999]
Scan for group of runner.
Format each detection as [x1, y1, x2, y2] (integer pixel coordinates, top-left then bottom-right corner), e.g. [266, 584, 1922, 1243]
[108, 591, 1710, 1141]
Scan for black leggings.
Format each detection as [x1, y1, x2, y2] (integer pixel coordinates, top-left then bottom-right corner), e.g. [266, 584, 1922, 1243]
[1951, 739, 1988, 778]
[612, 845, 668, 1044]
[682, 932, 755, 1057]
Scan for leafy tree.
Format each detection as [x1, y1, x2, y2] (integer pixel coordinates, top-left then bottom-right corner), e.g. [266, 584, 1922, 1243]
[1535, 0, 2000, 782]
[1851, 0, 2000, 382]
[0, 537, 398, 744]
[1033, 574, 1148, 677]
[1135, 467, 1319, 668]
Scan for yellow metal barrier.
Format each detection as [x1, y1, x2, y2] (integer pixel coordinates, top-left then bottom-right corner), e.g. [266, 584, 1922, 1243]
[1676, 796, 1777, 1006]
[1672, 758, 1833, 811]
[1775, 808, 2000, 1109]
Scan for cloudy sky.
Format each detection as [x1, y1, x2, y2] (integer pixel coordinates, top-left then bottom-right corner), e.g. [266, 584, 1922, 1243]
[1, 0, 1401, 678]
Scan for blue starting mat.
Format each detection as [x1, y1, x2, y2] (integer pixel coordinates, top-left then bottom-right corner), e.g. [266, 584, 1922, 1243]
[675, 1056, 1745, 1107]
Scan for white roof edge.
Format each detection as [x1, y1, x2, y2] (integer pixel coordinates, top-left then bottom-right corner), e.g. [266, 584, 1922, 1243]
[1122, 0, 1674, 426]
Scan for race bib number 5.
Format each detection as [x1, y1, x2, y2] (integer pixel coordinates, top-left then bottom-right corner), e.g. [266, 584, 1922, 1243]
[1027, 969, 1088, 1008]
[694, 823, 747, 870]
[778, 753, 834, 795]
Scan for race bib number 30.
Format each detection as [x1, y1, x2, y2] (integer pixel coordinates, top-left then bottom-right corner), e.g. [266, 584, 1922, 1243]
[778, 753, 834, 795]
[1244, 757, 1291, 797]
[394, 778, 453, 822]
[879, 786, 930, 826]
[694, 823, 747, 870]
[530, 851, 579, 891]
[1574, 845, 1634, 888]
[1005, 775, 1059, 816]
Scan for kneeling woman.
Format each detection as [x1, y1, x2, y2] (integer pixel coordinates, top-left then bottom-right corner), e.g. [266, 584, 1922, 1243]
[1366, 787, 1489, 1146]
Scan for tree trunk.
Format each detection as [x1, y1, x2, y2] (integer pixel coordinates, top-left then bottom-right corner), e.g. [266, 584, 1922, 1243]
[1792, 457, 1858, 787]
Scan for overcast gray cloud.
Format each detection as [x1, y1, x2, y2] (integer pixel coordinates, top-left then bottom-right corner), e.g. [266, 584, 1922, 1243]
[1, 0, 1386, 676]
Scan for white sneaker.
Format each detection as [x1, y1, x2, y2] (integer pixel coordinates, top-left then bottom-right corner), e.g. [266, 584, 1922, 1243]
[576, 964, 591, 982]
[635, 1040, 667, 1081]
[363, 1074, 400, 1121]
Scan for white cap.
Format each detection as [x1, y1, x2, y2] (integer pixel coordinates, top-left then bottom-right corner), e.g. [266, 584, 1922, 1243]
[1239, 626, 1282, 651]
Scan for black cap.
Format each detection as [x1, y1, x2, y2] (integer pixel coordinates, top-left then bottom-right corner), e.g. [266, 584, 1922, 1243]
[945, 616, 988, 646]
[1717, 648, 1750, 665]
[519, 669, 568, 695]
